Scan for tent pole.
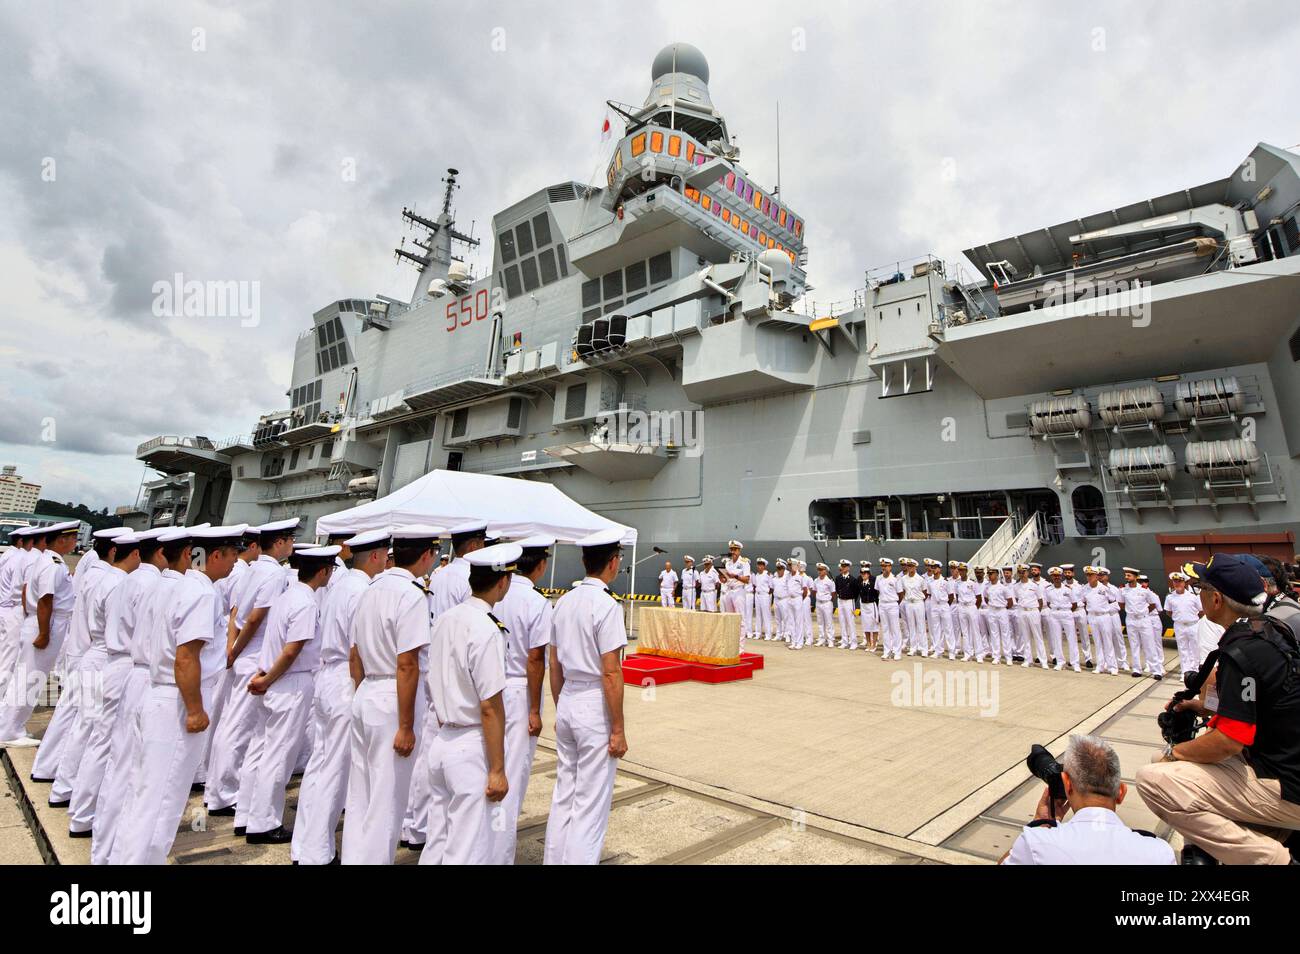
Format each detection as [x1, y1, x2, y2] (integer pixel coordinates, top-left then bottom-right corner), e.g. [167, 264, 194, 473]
[549, 550, 557, 591]
[627, 540, 637, 633]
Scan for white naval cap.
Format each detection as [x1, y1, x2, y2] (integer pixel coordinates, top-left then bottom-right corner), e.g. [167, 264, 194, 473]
[344, 529, 391, 552]
[514, 534, 556, 551]
[1097, 566, 1112, 574]
[467, 542, 522, 572]
[727, 539, 743, 549]
[449, 520, 488, 538]
[577, 528, 623, 549]
[391, 524, 446, 540]
[1060, 563, 1075, 570]
[47, 520, 82, 535]
[816, 562, 828, 570]
[1169, 570, 1186, 580]
[879, 557, 893, 565]
[1122, 566, 1140, 575]
[683, 554, 694, 562]
[255, 517, 300, 534]
[297, 545, 341, 558]
[948, 560, 959, 567]
[860, 560, 872, 569]
[1002, 564, 1014, 571]
[755, 557, 767, 565]
[1083, 565, 1097, 573]
[839, 559, 851, 566]
[1049, 566, 1063, 574]
[136, 527, 172, 540]
[92, 526, 133, 540]
[292, 542, 315, 551]
[701, 554, 715, 563]
[1028, 562, 1042, 570]
[1016, 563, 1029, 571]
[1138, 574, 1150, 582]
[158, 523, 211, 543]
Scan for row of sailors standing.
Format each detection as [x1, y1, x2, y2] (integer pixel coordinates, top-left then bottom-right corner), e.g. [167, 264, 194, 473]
[653, 542, 1199, 679]
[0, 517, 630, 865]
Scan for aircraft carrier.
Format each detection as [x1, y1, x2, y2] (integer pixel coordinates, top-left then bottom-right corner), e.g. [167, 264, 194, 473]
[131, 41, 1300, 587]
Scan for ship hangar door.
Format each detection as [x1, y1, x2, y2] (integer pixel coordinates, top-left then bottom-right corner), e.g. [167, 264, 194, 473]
[1155, 532, 1296, 580]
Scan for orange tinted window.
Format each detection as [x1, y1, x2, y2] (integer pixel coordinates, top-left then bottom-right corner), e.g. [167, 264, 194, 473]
[686, 142, 695, 162]
[650, 131, 664, 153]
[668, 135, 681, 157]
[631, 134, 646, 156]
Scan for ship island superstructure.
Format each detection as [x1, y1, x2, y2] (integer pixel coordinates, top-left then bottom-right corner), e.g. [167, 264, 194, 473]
[132, 42, 1300, 582]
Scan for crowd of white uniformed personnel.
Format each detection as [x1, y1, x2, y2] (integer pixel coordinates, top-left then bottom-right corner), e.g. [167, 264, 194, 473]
[657, 541, 1220, 679]
[0, 518, 630, 865]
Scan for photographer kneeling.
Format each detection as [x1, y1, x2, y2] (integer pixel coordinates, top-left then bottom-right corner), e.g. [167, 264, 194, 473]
[1002, 735, 1174, 864]
[1136, 554, 1300, 864]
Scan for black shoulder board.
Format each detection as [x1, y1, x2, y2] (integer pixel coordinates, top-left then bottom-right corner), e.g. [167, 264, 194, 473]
[1132, 829, 1159, 839]
[409, 579, 429, 595]
[487, 611, 509, 634]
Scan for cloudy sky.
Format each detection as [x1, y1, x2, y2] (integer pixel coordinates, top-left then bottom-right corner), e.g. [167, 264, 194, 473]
[2, 0, 1297, 511]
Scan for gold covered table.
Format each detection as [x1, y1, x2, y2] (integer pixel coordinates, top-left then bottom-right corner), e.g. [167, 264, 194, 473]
[635, 605, 743, 665]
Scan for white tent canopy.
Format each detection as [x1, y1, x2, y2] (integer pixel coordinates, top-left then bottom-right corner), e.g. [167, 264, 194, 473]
[314, 470, 637, 546]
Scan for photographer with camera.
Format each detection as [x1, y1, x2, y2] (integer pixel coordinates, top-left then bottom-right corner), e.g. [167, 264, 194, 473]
[1001, 735, 1174, 864]
[1136, 554, 1300, 864]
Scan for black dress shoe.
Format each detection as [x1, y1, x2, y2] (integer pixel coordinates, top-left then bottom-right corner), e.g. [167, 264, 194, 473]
[48, 798, 70, 809]
[234, 826, 247, 836]
[30, 774, 54, 784]
[191, 783, 205, 793]
[404, 841, 424, 852]
[328, 855, 340, 865]
[69, 829, 92, 839]
[207, 806, 236, 817]
[245, 826, 291, 845]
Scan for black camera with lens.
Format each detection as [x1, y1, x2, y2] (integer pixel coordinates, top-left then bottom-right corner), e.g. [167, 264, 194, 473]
[1026, 744, 1068, 809]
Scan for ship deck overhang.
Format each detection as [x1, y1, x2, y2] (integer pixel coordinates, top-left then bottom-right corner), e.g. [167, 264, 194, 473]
[135, 438, 232, 477]
[936, 256, 1300, 398]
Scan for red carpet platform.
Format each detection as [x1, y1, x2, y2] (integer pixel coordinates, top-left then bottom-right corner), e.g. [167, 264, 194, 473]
[622, 651, 764, 686]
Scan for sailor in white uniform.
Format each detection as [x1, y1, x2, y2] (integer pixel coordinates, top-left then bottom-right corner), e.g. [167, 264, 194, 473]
[109, 525, 245, 864]
[0, 521, 81, 746]
[1061, 565, 1091, 667]
[953, 563, 980, 661]
[875, 559, 903, 659]
[485, 535, 553, 865]
[899, 559, 928, 655]
[1044, 567, 1081, 671]
[32, 527, 132, 792]
[1120, 568, 1160, 679]
[1136, 574, 1166, 679]
[751, 558, 773, 641]
[544, 529, 628, 865]
[679, 556, 697, 611]
[196, 526, 259, 788]
[1163, 571, 1203, 675]
[811, 563, 836, 647]
[771, 561, 792, 644]
[1014, 564, 1048, 668]
[697, 557, 719, 613]
[985, 565, 1014, 665]
[1099, 569, 1127, 670]
[720, 541, 751, 641]
[419, 543, 517, 865]
[657, 561, 678, 608]
[237, 545, 337, 844]
[204, 518, 297, 818]
[64, 533, 140, 837]
[798, 560, 814, 647]
[789, 560, 811, 649]
[341, 525, 439, 864]
[1082, 567, 1119, 675]
[85, 528, 171, 864]
[290, 529, 387, 865]
[403, 521, 480, 850]
[0, 529, 39, 688]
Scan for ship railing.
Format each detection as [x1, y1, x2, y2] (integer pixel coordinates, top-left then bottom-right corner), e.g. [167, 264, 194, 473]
[968, 515, 1018, 568]
[403, 362, 495, 398]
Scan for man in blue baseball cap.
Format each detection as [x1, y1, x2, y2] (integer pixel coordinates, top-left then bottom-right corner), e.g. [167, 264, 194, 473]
[1136, 553, 1300, 864]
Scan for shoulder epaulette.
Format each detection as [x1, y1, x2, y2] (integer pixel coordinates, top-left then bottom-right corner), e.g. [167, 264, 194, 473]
[487, 611, 509, 634]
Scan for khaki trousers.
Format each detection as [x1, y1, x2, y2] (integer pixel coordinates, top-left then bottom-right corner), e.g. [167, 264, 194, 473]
[1136, 753, 1300, 864]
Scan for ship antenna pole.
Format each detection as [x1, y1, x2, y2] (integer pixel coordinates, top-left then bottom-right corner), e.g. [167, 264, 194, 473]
[775, 100, 782, 196]
[670, 43, 676, 132]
